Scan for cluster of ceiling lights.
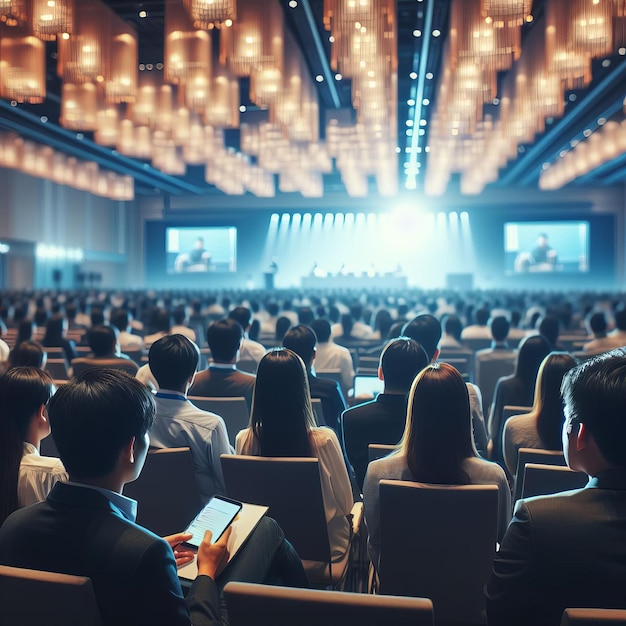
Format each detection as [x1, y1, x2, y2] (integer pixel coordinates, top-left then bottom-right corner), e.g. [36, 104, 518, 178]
[424, 0, 626, 196]
[0, 0, 397, 198]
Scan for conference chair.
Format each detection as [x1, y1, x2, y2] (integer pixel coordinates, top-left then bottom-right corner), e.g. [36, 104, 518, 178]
[368, 443, 397, 463]
[124, 447, 202, 536]
[188, 396, 249, 447]
[379, 480, 499, 625]
[221, 455, 362, 589]
[45, 358, 70, 380]
[521, 463, 588, 500]
[512, 447, 566, 503]
[439, 355, 472, 381]
[474, 356, 517, 416]
[71, 358, 139, 377]
[0, 565, 102, 626]
[561, 609, 626, 625]
[311, 397, 324, 427]
[316, 368, 344, 387]
[356, 355, 379, 377]
[462, 338, 492, 353]
[123, 348, 144, 365]
[237, 358, 257, 374]
[223, 581, 434, 626]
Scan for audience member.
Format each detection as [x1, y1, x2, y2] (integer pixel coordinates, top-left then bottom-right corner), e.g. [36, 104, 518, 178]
[42, 313, 77, 362]
[0, 367, 66, 525]
[171, 306, 197, 342]
[310, 318, 355, 397]
[331, 303, 373, 340]
[283, 325, 347, 433]
[0, 368, 307, 626]
[144, 309, 172, 348]
[582, 311, 615, 354]
[8, 340, 46, 369]
[110, 308, 145, 352]
[71, 325, 139, 376]
[502, 352, 577, 475]
[236, 349, 354, 563]
[15, 318, 35, 346]
[439, 314, 464, 349]
[461, 307, 491, 340]
[228, 306, 266, 365]
[342, 337, 428, 489]
[538, 315, 564, 351]
[274, 315, 291, 342]
[189, 319, 256, 410]
[363, 363, 510, 572]
[486, 351, 626, 625]
[608, 305, 626, 347]
[149, 335, 232, 504]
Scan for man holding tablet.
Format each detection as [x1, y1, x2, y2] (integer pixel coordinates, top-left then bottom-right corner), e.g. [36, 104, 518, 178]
[0, 369, 306, 625]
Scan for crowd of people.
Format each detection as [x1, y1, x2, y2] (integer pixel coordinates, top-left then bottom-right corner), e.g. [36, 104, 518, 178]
[1, 286, 626, 624]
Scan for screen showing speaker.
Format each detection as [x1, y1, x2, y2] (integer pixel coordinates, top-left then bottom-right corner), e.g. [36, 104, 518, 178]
[165, 226, 237, 274]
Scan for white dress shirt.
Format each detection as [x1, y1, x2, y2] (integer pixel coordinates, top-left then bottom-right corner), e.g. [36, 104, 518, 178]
[19, 442, 68, 508]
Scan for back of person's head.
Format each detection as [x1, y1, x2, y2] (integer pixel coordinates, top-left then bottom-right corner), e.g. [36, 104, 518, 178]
[614, 306, 626, 332]
[374, 309, 393, 339]
[249, 348, 314, 457]
[534, 352, 578, 450]
[402, 362, 474, 484]
[515, 334, 552, 389]
[87, 325, 118, 357]
[48, 369, 155, 479]
[149, 334, 200, 390]
[402, 314, 442, 362]
[249, 318, 260, 342]
[228, 306, 252, 330]
[340, 314, 354, 338]
[0, 367, 55, 523]
[151, 309, 171, 334]
[490, 316, 510, 343]
[65, 303, 77, 321]
[561, 350, 626, 468]
[510, 310, 522, 328]
[475, 307, 490, 326]
[310, 318, 331, 343]
[172, 306, 187, 326]
[349, 302, 363, 322]
[207, 318, 243, 363]
[43, 314, 65, 343]
[110, 308, 130, 333]
[587, 311, 608, 336]
[380, 337, 428, 393]
[275, 316, 291, 341]
[34, 308, 48, 327]
[16, 319, 35, 345]
[90, 307, 105, 327]
[443, 314, 463, 342]
[9, 341, 45, 369]
[538, 315, 560, 348]
[266, 302, 279, 317]
[298, 307, 315, 326]
[282, 325, 317, 366]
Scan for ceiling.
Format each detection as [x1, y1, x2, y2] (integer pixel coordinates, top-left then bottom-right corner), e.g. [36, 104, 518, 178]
[0, 0, 624, 198]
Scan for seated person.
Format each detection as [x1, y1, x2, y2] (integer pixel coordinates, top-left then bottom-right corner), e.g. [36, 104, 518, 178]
[342, 337, 428, 490]
[486, 350, 626, 624]
[0, 369, 307, 626]
[149, 334, 233, 504]
[0, 367, 67, 524]
[175, 237, 212, 273]
[71, 325, 139, 377]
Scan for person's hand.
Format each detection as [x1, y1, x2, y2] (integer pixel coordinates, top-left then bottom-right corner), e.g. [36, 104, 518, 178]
[163, 532, 195, 568]
[196, 526, 232, 580]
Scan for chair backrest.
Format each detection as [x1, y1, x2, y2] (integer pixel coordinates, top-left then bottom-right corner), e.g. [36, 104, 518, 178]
[475, 357, 517, 415]
[512, 447, 566, 502]
[521, 463, 588, 500]
[223, 581, 434, 626]
[123, 348, 144, 365]
[316, 368, 343, 386]
[380, 480, 498, 624]
[439, 356, 471, 379]
[356, 355, 379, 376]
[561, 609, 626, 625]
[188, 396, 249, 447]
[0, 565, 102, 626]
[45, 358, 70, 380]
[43, 347, 66, 359]
[221, 455, 330, 562]
[311, 397, 324, 427]
[237, 359, 258, 374]
[368, 443, 397, 463]
[123, 447, 202, 536]
[463, 338, 492, 353]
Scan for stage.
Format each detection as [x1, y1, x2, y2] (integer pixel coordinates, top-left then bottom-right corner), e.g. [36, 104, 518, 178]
[301, 274, 408, 290]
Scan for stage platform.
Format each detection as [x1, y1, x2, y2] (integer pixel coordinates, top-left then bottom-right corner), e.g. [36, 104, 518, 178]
[301, 274, 408, 290]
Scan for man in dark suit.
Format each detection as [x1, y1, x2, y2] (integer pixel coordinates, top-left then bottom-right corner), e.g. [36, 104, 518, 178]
[485, 350, 626, 626]
[341, 337, 428, 490]
[283, 324, 347, 435]
[189, 318, 256, 411]
[0, 369, 306, 626]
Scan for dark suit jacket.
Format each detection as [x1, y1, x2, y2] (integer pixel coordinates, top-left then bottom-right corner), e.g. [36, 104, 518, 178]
[307, 373, 347, 434]
[485, 470, 626, 626]
[341, 393, 407, 490]
[189, 366, 256, 412]
[0, 483, 219, 626]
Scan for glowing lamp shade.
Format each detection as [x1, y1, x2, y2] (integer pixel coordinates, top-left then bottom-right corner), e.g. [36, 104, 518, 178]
[0, 34, 46, 103]
[0, 0, 27, 26]
[32, 0, 75, 41]
[205, 62, 240, 128]
[60, 82, 98, 130]
[182, 0, 236, 29]
[106, 24, 138, 103]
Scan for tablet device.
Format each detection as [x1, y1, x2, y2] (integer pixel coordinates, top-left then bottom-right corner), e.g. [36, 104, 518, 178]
[183, 495, 242, 549]
[353, 375, 384, 398]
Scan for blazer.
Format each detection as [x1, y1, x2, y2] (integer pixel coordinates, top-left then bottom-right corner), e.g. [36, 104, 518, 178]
[307, 373, 347, 434]
[0, 483, 219, 626]
[485, 469, 626, 626]
[189, 366, 256, 411]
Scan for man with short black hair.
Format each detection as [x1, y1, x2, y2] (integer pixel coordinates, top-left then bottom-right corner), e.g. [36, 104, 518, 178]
[149, 335, 233, 504]
[71, 325, 139, 377]
[283, 324, 347, 434]
[228, 306, 266, 365]
[486, 350, 626, 625]
[342, 337, 428, 489]
[189, 319, 255, 410]
[310, 318, 354, 397]
[110, 308, 144, 352]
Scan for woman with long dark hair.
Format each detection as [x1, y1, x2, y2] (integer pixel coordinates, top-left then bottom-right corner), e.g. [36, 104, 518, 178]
[236, 348, 354, 561]
[488, 334, 552, 463]
[0, 367, 66, 525]
[502, 352, 577, 475]
[363, 362, 510, 571]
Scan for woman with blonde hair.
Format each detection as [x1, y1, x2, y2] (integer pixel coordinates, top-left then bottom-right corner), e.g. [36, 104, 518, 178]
[363, 362, 510, 572]
[236, 348, 354, 562]
[502, 352, 577, 475]
[0, 367, 67, 525]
